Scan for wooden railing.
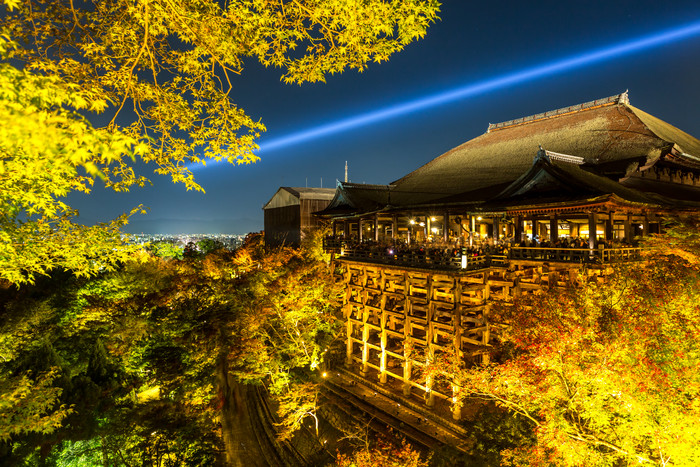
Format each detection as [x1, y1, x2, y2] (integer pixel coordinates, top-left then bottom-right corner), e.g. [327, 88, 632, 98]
[339, 248, 509, 271]
[323, 237, 344, 250]
[509, 247, 642, 263]
[332, 242, 642, 270]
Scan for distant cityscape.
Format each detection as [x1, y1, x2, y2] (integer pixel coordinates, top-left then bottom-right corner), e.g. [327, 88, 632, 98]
[127, 233, 249, 250]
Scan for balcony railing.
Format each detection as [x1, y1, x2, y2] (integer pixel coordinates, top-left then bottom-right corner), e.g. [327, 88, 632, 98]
[328, 240, 641, 271]
[339, 247, 505, 271]
[509, 247, 642, 263]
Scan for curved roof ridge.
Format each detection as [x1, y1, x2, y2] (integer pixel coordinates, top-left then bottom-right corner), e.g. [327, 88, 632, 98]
[487, 91, 629, 133]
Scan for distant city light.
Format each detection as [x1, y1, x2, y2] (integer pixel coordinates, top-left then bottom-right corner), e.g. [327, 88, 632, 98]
[190, 19, 700, 170]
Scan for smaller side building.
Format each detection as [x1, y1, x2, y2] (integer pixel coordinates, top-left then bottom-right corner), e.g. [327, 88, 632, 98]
[263, 187, 336, 247]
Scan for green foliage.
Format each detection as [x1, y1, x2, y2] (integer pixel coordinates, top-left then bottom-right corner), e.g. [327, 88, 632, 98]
[149, 241, 184, 259]
[0, 367, 70, 442]
[462, 402, 536, 466]
[425, 220, 700, 466]
[0, 35, 144, 284]
[0, 0, 440, 284]
[196, 238, 225, 255]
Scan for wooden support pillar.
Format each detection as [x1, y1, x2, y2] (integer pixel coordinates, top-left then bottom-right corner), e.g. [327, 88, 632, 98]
[513, 276, 522, 298]
[425, 275, 435, 408]
[470, 215, 476, 247]
[481, 303, 491, 365]
[359, 219, 363, 242]
[515, 215, 523, 243]
[379, 306, 388, 384]
[549, 214, 558, 241]
[343, 220, 349, 238]
[344, 269, 354, 366]
[549, 270, 559, 290]
[361, 286, 370, 376]
[346, 319, 354, 366]
[606, 211, 614, 241]
[624, 213, 632, 243]
[402, 272, 412, 397]
[452, 278, 463, 421]
[642, 214, 649, 237]
[444, 212, 449, 242]
[588, 212, 597, 250]
[493, 217, 500, 242]
[392, 215, 397, 240]
[332, 220, 337, 237]
[374, 214, 379, 242]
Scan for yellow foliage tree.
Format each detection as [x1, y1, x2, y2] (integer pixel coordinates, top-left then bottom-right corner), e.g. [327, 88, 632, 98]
[0, 0, 440, 284]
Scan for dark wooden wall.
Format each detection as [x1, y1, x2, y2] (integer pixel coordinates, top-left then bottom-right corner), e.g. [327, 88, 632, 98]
[264, 205, 300, 247]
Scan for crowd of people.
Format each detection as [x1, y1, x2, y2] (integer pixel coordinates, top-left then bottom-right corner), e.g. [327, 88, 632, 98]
[329, 234, 638, 268]
[517, 235, 635, 249]
[336, 238, 509, 269]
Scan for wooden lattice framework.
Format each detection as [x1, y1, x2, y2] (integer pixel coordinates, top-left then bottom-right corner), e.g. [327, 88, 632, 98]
[336, 259, 594, 419]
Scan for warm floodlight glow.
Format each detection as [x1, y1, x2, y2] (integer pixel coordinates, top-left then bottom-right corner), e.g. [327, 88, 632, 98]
[190, 19, 700, 170]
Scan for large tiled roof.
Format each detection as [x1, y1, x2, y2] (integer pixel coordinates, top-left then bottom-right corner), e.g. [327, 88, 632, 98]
[388, 93, 700, 206]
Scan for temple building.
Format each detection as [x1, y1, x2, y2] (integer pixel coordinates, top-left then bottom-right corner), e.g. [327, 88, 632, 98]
[263, 187, 335, 247]
[318, 92, 700, 250]
[315, 92, 700, 423]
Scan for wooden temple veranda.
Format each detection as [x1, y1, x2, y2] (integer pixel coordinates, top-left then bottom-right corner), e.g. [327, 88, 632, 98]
[314, 92, 700, 421]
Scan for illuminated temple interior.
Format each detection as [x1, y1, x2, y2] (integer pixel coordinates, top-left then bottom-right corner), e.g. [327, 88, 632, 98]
[305, 92, 700, 421]
[318, 92, 700, 250]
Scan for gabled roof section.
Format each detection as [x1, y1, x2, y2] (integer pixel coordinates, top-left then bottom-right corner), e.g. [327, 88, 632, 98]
[263, 187, 335, 210]
[315, 182, 393, 217]
[390, 92, 700, 206]
[489, 148, 654, 207]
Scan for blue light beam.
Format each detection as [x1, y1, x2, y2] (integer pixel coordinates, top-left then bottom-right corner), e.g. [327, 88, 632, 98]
[195, 19, 700, 168]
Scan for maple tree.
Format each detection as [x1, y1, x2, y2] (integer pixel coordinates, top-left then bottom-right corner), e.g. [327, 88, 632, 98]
[1, 233, 342, 464]
[0, 0, 440, 284]
[424, 218, 700, 466]
[336, 433, 430, 467]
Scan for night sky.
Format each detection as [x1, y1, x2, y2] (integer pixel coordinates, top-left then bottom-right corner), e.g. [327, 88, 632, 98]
[68, 1, 700, 235]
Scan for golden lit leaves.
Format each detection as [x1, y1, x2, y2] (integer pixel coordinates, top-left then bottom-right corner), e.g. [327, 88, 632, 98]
[0, 368, 73, 442]
[246, 0, 441, 84]
[1, 1, 439, 283]
[420, 226, 700, 465]
[3, 0, 439, 188]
